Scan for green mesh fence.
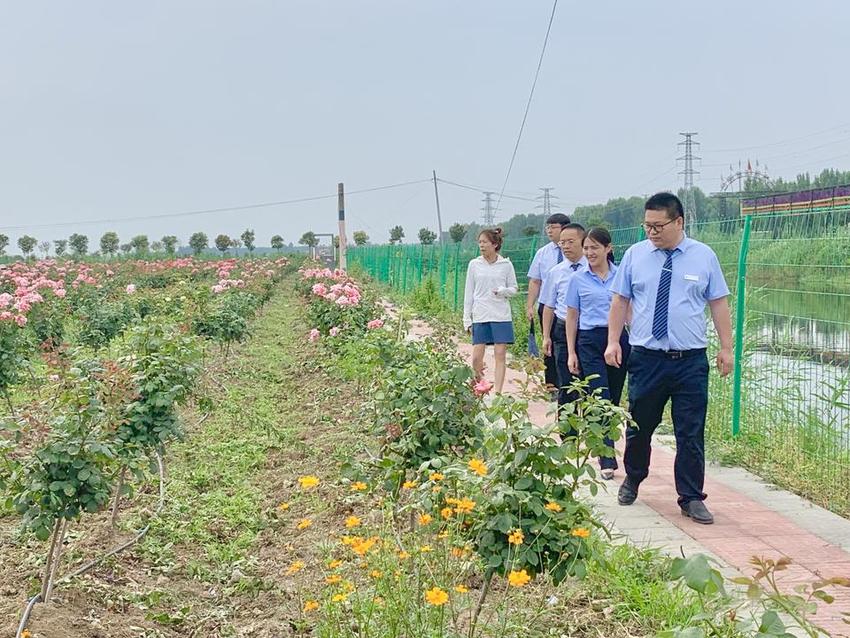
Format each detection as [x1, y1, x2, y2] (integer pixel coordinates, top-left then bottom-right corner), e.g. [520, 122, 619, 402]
[349, 193, 850, 514]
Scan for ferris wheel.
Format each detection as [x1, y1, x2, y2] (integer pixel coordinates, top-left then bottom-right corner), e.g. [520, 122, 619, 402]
[720, 159, 773, 192]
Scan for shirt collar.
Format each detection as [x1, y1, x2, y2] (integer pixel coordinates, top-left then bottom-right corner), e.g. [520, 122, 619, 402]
[653, 232, 692, 254]
[585, 262, 616, 282]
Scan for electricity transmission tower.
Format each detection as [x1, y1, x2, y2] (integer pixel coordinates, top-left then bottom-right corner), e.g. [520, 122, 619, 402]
[537, 187, 554, 217]
[678, 132, 700, 228]
[481, 192, 496, 226]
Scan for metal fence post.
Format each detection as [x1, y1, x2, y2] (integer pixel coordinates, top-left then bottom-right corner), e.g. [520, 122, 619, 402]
[731, 213, 752, 437]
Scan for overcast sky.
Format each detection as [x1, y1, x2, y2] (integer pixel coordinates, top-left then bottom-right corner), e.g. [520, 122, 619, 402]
[2, 1, 849, 250]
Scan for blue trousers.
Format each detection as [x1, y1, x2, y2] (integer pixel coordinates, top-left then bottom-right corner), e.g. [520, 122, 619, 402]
[576, 327, 630, 470]
[625, 346, 709, 506]
[538, 303, 559, 388]
[552, 318, 577, 407]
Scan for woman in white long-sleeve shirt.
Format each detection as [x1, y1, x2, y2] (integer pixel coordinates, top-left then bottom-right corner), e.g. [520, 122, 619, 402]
[463, 227, 518, 393]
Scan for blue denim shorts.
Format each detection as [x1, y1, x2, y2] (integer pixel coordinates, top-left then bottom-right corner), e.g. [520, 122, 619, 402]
[472, 321, 515, 345]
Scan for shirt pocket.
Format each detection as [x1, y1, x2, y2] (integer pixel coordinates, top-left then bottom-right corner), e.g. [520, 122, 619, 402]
[682, 273, 707, 300]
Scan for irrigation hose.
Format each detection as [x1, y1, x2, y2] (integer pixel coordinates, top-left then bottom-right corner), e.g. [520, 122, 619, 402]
[15, 448, 174, 638]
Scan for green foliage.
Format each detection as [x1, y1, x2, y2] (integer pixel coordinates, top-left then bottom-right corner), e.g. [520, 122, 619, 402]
[76, 298, 137, 349]
[100, 231, 120, 257]
[270, 235, 284, 251]
[240, 229, 256, 253]
[418, 227, 437, 245]
[0, 323, 25, 401]
[7, 361, 120, 539]
[389, 225, 405, 244]
[299, 231, 319, 248]
[0, 233, 8, 256]
[353, 230, 369, 246]
[189, 232, 208, 256]
[161, 235, 179, 254]
[465, 388, 628, 584]
[116, 321, 201, 456]
[192, 291, 260, 347]
[214, 234, 231, 254]
[449, 223, 467, 243]
[370, 334, 481, 489]
[68, 233, 89, 258]
[17, 235, 38, 258]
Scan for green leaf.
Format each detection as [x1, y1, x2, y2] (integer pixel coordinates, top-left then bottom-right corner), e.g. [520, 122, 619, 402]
[757, 610, 786, 635]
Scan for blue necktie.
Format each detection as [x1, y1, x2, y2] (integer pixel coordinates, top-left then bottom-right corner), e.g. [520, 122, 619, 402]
[651, 250, 675, 341]
[570, 263, 580, 271]
[556, 245, 563, 264]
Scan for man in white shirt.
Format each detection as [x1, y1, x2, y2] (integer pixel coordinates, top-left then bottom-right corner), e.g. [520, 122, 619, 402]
[526, 213, 571, 392]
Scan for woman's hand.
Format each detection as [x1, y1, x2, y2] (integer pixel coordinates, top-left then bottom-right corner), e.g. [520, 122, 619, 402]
[568, 353, 581, 376]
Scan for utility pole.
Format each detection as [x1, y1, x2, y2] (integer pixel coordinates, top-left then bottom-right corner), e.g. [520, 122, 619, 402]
[432, 170, 444, 244]
[481, 192, 496, 226]
[337, 182, 347, 270]
[537, 187, 554, 217]
[678, 132, 700, 228]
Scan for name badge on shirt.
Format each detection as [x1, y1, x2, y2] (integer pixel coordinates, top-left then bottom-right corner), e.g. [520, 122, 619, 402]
[684, 274, 699, 282]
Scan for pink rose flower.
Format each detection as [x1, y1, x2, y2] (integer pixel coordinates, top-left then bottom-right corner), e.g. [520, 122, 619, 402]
[329, 326, 340, 336]
[367, 319, 384, 330]
[126, 284, 136, 294]
[473, 378, 494, 396]
[308, 328, 320, 342]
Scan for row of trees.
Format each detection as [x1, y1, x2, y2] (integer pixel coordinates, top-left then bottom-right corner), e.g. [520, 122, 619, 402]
[0, 229, 298, 258]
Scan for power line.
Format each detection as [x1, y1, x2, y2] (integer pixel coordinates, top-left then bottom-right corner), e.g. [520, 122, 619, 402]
[701, 122, 850, 154]
[0, 178, 432, 231]
[494, 0, 559, 214]
[437, 177, 556, 203]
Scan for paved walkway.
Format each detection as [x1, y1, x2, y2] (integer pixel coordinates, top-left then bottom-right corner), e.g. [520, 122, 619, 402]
[407, 317, 850, 635]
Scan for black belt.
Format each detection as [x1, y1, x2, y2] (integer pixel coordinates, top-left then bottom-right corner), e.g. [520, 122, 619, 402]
[632, 345, 705, 360]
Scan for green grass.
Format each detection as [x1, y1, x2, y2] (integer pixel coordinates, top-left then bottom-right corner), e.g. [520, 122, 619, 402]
[135, 292, 302, 579]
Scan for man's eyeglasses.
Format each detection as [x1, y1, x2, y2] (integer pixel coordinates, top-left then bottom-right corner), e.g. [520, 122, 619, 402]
[643, 218, 679, 234]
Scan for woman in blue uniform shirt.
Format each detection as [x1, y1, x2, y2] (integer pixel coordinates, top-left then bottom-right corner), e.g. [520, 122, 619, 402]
[564, 227, 630, 479]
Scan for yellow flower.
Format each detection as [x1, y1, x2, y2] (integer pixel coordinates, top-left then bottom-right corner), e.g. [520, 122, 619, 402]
[402, 480, 417, 489]
[342, 580, 355, 592]
[454, 498, 475, 514]
[420, 545, 433, 553]
[344, 515, 361, 529]
[351, 481, 367, 491]
[277, 502, 290, 511]
[424, 587, 449, 606]
[21, 631, 32, 638]
[418, 513, 433, 525]
[340, 535, 361, 546]
[508, 569, 531, 587]
[451, 547, 468, 558]
[468, 458, 488, 477]
[328, 559, 343, 569]
[440, 507, 453, 520]
[544, 501, 563, 512]
[332, 592, 349, 603]
[454, 584, 469, 593]
[373, 596, 385, 606]
[508, 529, 524, 545]
[432, 485, 442, 494]
[398, 550, 410, 559]
[369, 569, 383, 579]
[429, 472, 444, 482]
[285, 560, 305, 575]
[437, 531, 449, 540]
[298, 475, 320, 489]
[571, 527, 591, 538]
[326, 574, 342, 585]
[351, 536, 379, 556]
[303, 600, 319, 612]
[296, 518, 312, 530]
